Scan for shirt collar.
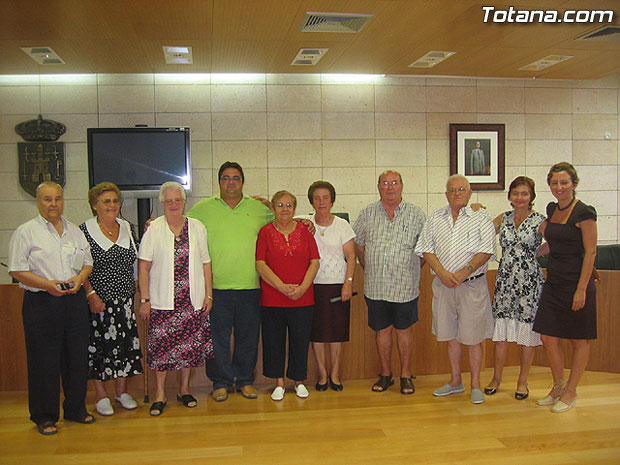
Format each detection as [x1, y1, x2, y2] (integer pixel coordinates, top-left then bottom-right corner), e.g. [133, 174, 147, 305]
[37, 214, 67, 235]
[440, 204, 474, 218]
[215, 193, 248, 210]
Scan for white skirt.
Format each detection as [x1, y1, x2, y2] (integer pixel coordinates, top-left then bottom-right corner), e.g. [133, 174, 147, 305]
[492, 317, 542, 347]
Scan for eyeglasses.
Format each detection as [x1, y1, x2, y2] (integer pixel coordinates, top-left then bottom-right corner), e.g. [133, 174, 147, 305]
[220, 176, 242, 182]
[100, 198, 120, 205]
[446, 187, 468, 194]
[380, 180, 401, 186]
[163, 199, 184, 205]
[276, 202, 294, 208]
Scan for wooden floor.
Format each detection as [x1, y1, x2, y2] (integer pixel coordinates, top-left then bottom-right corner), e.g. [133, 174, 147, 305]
[1, 367, 619, 465]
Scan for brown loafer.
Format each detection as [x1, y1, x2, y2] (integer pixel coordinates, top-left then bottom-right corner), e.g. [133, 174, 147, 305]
[212, 388, 228, 402]
[240, 385, 258, 399]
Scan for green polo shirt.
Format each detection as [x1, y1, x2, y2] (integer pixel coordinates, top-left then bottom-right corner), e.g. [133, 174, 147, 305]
[187, 194, 274, 290]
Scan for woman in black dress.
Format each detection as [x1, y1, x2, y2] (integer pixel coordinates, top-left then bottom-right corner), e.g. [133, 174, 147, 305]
[81, 182, 143, 417]
[533, 162, 597, 413]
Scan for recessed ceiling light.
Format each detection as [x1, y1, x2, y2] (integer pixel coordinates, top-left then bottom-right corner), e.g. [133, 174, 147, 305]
[409, 51, 455, 68]
[162, 46, 193, 65]
[519, 55, 573, 71]
[291, 48, 329, 66]
[21, 47, 66, 65]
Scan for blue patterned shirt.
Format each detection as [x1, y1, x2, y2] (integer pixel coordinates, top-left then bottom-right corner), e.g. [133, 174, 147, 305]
[353, 200, 426, 303]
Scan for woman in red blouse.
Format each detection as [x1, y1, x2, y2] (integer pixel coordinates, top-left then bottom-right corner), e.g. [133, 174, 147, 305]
[256, 190, 320, 401]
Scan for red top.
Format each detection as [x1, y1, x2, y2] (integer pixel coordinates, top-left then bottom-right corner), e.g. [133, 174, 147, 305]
[256, 222, 320, 307]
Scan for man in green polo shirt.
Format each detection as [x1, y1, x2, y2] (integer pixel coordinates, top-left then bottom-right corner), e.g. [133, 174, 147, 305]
[187, 161, 273, 401]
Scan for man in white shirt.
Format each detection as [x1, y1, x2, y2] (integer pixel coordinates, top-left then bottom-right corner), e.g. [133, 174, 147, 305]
[415, 174, 496, 404]
[9, 182, 94, 435]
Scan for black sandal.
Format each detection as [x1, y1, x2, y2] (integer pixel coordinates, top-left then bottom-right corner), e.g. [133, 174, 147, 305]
[372, 375, 394, 392]
[400, 377, 415, 395]
[37, 421, 58, 435]
[150, 401, 167, 416]
[515, 387, 529, 400]
[177, 394, 197, 408]
[65, 414, 95, 424]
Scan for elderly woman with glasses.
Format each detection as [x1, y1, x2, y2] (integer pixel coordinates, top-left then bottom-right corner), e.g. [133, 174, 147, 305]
[256, 190, 320, 401]
[80, 182, 143, 417]
[138, 182, 214, 416]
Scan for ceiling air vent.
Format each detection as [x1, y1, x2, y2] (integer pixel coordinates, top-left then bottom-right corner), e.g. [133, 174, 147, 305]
[576, 26, 620, 43]
[291, 48, 328, 66]
[21, 47, 66, 65]
[300, 12, 373, 33]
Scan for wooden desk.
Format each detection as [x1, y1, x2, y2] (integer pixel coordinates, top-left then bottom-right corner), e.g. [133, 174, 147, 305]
[2, 267, 618, 391]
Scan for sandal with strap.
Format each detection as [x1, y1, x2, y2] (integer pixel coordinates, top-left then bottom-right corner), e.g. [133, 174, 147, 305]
[150, 401, 167, 416]
[65, 414, 95, 424]
[177, 394, 197, 408]
[372, 374, 394, 392]
[37, 421, 58, 436]
[400, 377, 415, 395]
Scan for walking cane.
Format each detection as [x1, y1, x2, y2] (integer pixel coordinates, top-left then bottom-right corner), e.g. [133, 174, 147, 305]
[142, 318, 149, 403]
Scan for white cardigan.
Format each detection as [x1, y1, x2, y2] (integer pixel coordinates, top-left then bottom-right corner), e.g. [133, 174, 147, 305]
[138, 216, 211, 310]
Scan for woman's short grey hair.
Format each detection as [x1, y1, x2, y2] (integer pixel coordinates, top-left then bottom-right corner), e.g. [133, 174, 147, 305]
[159, 181, 187, 204]
[446, 174, 471, 190]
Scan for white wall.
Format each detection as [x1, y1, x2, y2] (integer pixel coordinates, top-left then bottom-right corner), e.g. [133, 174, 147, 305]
[1, 72, 619, 283]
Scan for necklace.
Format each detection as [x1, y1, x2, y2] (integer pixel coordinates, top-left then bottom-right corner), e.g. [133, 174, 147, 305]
[315, 214, 333, 236]
[556, 198, 575, 211]
[97, 219, 117, 236]
[317, 225, 328, 236]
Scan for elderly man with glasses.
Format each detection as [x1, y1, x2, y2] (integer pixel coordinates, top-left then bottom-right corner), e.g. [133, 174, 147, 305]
[353, 170, 426, 395]
[415, 174, 496, 404]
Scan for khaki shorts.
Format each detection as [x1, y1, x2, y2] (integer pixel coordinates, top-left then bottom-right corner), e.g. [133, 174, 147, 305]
[431, 275, 494, 345]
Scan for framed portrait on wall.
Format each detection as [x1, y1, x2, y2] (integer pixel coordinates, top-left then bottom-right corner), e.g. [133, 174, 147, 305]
[449, 123, 505, 190]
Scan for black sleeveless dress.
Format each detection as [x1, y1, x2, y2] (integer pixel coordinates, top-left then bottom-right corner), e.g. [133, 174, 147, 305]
[533, 200, 597, 339]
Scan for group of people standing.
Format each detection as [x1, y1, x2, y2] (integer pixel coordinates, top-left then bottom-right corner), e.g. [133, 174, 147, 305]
[351, 162, 597, 413]
[8, 159, 597, 436]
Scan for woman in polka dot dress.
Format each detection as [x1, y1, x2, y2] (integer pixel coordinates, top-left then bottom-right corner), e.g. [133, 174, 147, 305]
[80, 182, 143, 417]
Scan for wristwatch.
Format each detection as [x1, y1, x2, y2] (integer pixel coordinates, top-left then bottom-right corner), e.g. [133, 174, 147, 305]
[466, 264, 474, 273]
[346, 277, 354, 282]
[140, 298, 150, 303]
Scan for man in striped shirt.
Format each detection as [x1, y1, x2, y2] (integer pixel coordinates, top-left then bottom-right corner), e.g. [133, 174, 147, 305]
[415, 174, 496, 404]
[353, 170, 426, 395]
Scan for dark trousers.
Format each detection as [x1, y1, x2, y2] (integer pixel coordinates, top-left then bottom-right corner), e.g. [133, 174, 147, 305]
[206, 289, 261, 390]
[261, 305, 313, 381]
[22, 290, 90, 425]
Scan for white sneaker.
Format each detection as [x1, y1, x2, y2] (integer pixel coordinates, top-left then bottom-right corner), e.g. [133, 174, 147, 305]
[96, 397, 115, 416]
[271, 386, 285, 401]
[115, 393, 138, 410]
[294, 383, 309, 398]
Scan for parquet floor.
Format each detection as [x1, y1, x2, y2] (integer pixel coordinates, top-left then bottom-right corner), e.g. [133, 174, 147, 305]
[1, 366, 619, 465]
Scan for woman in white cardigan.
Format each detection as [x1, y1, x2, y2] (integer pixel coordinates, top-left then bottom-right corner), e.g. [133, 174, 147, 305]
[138, 182, 213, 416]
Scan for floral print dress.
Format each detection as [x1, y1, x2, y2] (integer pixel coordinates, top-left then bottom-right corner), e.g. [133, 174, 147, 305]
[80, 221, 143, 381]
[491, 210, 545, 347]
[147, 218, 214, 371]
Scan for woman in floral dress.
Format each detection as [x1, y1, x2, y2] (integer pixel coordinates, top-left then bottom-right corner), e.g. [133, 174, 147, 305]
[81, 182, 143, 417]
[484, 176, 546, 400]
[138, 182, 213, 416]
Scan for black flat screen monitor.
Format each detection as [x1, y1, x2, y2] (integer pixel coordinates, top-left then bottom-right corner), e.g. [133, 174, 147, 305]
[87, 127, 191, 198]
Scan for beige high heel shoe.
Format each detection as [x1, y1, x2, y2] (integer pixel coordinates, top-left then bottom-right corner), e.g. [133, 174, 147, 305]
[536, 380, 566, 406]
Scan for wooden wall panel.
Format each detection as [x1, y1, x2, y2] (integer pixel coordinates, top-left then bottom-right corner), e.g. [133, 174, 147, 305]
[2, 268, 618, 392]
